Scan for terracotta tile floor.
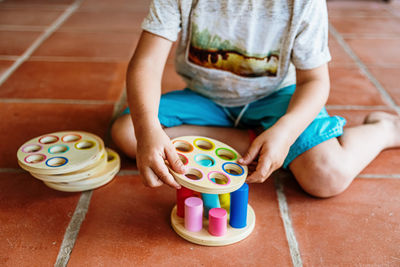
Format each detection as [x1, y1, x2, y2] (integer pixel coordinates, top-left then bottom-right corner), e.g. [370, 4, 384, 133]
[1, 0, 399, 266]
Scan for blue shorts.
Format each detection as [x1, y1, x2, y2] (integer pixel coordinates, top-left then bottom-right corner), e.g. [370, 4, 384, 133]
[122, 85, 346, 169]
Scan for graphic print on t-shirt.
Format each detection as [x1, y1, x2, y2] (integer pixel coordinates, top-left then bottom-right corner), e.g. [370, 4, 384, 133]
[188, 23, 280, 78]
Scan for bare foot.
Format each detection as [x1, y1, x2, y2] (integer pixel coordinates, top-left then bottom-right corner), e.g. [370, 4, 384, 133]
[364, 111, 400, 147]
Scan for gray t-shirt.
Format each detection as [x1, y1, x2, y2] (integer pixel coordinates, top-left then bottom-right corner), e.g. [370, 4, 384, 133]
[142, 0, 331, 107]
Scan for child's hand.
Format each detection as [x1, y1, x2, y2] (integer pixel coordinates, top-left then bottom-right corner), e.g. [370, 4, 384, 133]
[135, 126, 185, 189]
[238, 127, 291, 183]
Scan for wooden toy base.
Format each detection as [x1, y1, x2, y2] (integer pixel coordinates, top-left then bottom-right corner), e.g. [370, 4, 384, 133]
[170, 205, 255, 246]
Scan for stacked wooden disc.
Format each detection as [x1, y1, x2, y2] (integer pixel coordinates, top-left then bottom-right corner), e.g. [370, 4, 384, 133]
[17, 131, 120, 192]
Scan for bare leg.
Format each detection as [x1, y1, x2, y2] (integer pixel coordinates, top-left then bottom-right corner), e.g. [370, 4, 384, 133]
[289, 112, 400, 198]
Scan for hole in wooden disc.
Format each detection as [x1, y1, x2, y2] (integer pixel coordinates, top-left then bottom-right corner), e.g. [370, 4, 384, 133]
[75, 140, 95, 150]
[216, 148, 237, 160]
[194, 139, 213, 150]
[107, 154, 115, 162]
[178, 154, 188, 165]
[39, 135, 59, 144]
[23, 144, 42, 153]
[222, 163, 244, 176]
[46, 157, 67, 167]
[62, 134, 81, 142]
[208, 172, 229, 185]
[25, 154, 46, 164]
[49, 145, 68, 154]
[173, 140, 193, 153]
[184, 168, 203, 180]
[194, 154, 215, 167]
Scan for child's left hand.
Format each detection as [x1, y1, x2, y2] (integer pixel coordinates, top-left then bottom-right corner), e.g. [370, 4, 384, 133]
[238, 127, 291, 183]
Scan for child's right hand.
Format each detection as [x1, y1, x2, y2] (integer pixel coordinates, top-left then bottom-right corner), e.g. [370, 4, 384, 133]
[135, 126, 185, 189]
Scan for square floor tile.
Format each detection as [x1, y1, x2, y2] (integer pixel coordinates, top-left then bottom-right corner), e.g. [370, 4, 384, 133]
[330, 16, 400, 36]
[367, 66, 400, 106]
[0, 102, 114, 168]
[284, 176, 400, 266]
[0, 0, 73, 6]
[346, 38, 400, 65]
[0, 60, 14, 76]
[0, 7, 62, 27]
[0, 61, 126, 101]
[60, 10, 146, 32]
[328, 1, 393, 17]
[79, 0, 150, 12]
[0, 30, 42, 56]
[328, 35, 356, 67]
[32, 31, 138, 61]
[328, 66, 386, 106]
[0, 172, 80, 266]
[68, 175, 292, 266]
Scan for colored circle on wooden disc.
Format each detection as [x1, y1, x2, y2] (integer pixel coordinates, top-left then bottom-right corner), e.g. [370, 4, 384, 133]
[168, 136, 248, 194]
[43, 148, 120, 192]
[17, 131, 104, 175]
[30, 149, 108, 183]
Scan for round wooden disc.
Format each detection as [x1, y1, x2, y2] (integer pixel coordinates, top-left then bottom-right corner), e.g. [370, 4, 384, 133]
[43, 148, 120, 192]
[168, 136, 248, 194]
[30, 149, 108, 183]
[17, 131, 104, 175]
[170, 204, 255, 246]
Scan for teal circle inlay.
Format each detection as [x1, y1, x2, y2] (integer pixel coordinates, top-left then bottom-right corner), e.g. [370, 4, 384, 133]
[194, 154, 215, 167]
[48, 144, 69, 154]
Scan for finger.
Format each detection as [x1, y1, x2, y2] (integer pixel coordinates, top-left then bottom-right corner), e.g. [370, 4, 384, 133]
[140, 167, 163, 188]
[238, 141, 261, 165]
[151, 158, 181, 189]
[246, 156, 272, 183]
[165, 146, 186, 174]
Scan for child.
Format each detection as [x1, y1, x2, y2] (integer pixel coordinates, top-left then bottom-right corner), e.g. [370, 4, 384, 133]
[111, 0, 400, 198]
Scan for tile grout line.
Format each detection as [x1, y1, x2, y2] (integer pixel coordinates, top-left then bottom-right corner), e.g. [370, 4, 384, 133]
[329, 24, 400, 115]
[325, 105, 391, 111]
[358, 174, 400, 179]
[116, 169, 140, 176]
[274, 175, 303, 267]
[0, 98, 113, 105]
[54, 190, 92, 267]
[0, 0, 84, 87]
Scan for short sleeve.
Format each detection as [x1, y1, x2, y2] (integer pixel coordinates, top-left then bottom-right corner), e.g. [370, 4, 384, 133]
[291, 0, 331, 70]
[141, 0, 182, 42]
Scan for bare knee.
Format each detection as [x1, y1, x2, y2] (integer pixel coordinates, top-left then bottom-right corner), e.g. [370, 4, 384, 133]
[111, 114, 137, 159]
[290, 149, 353, 198]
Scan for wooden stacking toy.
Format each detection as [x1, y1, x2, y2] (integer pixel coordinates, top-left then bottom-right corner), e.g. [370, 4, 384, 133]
[169, 136, 256, 246]
[17, 131, 120, 192]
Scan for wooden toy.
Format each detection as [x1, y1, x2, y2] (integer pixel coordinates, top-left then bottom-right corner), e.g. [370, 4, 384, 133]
[43, 148, 120, 192]
[169, 136, 255, 246]
[30, 149, 108, 183]
[17, 131, 120, 192]
[17, 131, 104, 175]
[169, 136, 248, 194]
